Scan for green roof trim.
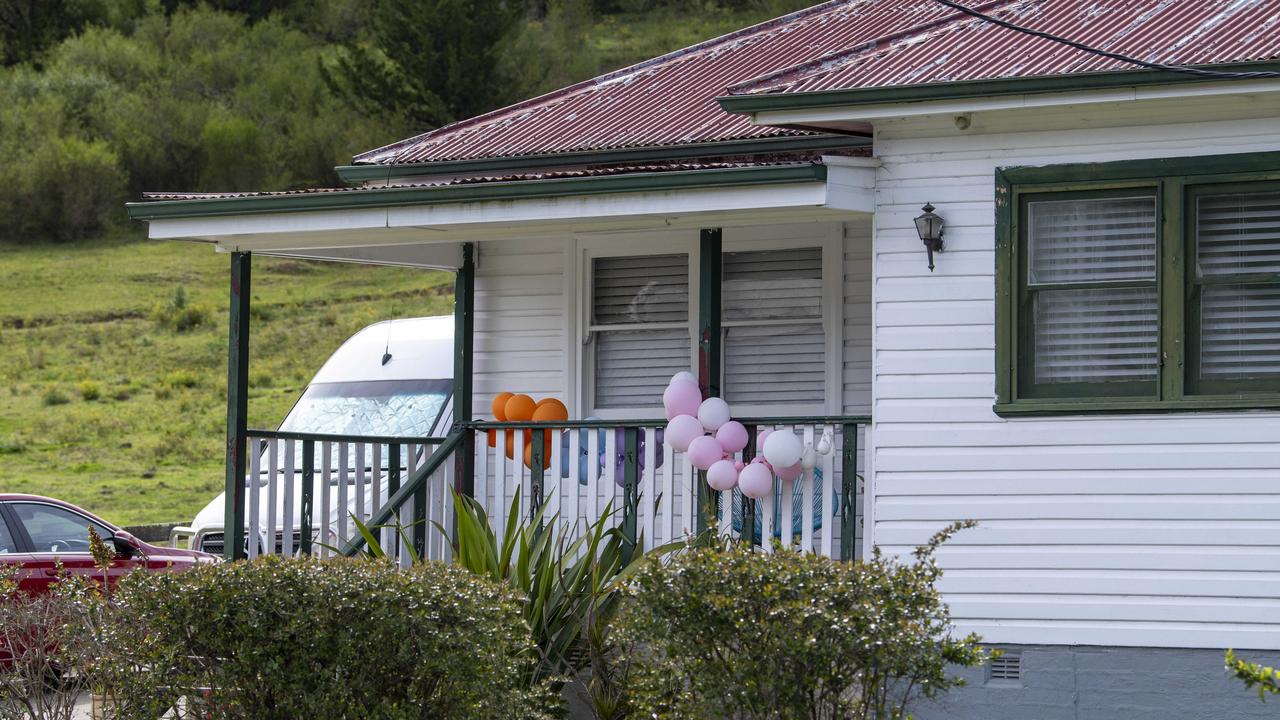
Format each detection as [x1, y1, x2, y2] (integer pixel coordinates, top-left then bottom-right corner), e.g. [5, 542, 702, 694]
[126, 163, 829, 221]
[333, 135, 867, 184]
[717, 61, 1280, 116]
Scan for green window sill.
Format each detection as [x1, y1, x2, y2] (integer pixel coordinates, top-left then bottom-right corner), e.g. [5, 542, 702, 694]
[994, 397, 1280, 417]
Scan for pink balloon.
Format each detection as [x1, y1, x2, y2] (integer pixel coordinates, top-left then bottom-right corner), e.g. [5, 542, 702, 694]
[738, 463, 774, 499]
[775, 461, 803, 482]
[733, 459, 745, 472]
[665, 415, 704, 453]
[706, 459, 739, 491]
[663, 380, 702, 421]
[757, 428, 773, 447]
[715, 421, 748, 455]
[687, 435, 722, 471]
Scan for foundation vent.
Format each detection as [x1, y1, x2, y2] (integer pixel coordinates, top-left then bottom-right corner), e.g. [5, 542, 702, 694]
[988, 652, 1022, 683]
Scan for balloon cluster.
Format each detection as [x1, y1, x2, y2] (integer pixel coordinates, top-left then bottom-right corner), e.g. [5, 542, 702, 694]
[662, 372, 832, 500]
[488, 392, 568, 469]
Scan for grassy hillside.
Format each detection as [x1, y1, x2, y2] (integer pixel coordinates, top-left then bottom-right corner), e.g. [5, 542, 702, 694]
[0, 232, 452, 525]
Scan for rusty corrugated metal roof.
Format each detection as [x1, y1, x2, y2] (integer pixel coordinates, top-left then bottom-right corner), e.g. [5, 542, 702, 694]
[731, 0, 1280, 96]
[354, 0, 960, 166]
[140, 159, 826, 201]
[358, 0, 1280, 168]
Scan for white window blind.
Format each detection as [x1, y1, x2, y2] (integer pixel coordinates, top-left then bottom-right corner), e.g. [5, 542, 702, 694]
[591, 254, 690, 409]
[1196, 190, 1280, 381]
[1026, 196, 1159, 385]
[723, 247, 825, 405]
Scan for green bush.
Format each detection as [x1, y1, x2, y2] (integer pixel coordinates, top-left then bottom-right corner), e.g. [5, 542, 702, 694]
[78, 379, 103, 401]
[99, 556, 556, 720]
[42, 387, 70, 406]
[620, 523, 988, 720]
[0, 135, 126, 242]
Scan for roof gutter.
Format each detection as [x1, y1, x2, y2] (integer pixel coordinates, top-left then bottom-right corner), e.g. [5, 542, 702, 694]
[716, 61, 1280, 115]
[333, 135, 866, 184]
[127, 163, 828, 222]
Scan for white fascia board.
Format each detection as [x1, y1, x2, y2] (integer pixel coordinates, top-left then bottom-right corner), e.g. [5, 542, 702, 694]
[822, 155, 878, 214]
[750, 79, 1280, 127]
[144, 179, 872, 253]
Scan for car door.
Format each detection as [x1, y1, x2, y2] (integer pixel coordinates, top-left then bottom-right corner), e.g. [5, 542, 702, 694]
[0, 503, 37, 593]
[6, 501, 137, 590]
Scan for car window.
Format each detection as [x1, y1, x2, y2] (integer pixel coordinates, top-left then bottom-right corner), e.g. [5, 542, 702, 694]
[11, 503, 111, 554]
[0, 513, 16, 554]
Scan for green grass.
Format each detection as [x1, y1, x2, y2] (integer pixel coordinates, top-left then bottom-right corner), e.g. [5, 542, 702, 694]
[0, 230, 452, 526]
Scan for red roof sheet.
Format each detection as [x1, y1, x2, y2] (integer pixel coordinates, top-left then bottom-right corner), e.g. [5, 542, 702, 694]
[731, 0, 1280, 96]
[354, 0, 961, 166]
[357, 0, 1280, 168]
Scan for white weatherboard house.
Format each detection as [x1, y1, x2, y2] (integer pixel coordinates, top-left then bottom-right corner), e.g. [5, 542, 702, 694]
[128, 0, 1280, 717]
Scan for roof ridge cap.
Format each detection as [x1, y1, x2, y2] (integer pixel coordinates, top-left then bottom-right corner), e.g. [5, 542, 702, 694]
[727, 0, 1024, 96]
[352, 0, 857, 165]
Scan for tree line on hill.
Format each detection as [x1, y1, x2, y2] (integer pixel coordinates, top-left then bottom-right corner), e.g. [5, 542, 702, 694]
[0, 0, 793, 245]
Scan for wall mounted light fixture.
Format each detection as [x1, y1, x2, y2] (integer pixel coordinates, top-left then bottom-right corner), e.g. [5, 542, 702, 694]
[914, 203, 945, 272]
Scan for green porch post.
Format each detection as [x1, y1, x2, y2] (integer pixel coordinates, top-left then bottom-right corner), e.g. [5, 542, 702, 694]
[224, 252, 251, 561]
[696, 229, 722, 535]
[451, 244, 476, 543]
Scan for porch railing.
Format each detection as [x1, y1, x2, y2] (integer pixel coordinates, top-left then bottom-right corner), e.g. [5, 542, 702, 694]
[229, 416, 868, 563]
[224, 430, 455, 564]
[467, 416, 869, 560]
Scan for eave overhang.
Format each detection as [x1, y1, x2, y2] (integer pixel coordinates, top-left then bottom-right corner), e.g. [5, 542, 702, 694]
[128, 160, 877, 258]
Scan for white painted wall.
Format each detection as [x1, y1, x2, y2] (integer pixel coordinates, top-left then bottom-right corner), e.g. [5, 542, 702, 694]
[472, 236, 572, 416]
[869, 96, 1280, 650]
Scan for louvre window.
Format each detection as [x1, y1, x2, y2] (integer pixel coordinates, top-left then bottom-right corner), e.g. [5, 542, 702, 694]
[997, 153, 1280, 414]
[590, 254, 690, 409]
[1022, 194, 1159, 395]
[1190, 189, 1280, 390]
[723, 247, 825, 406]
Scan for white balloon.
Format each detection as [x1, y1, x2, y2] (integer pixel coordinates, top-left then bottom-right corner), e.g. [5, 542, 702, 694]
[815, 432, 832, 456]
[762, 431, 803, 469]
[696, 397, 732, 432]
[670, 371, 697, 385]
[800, 445, 818, 471]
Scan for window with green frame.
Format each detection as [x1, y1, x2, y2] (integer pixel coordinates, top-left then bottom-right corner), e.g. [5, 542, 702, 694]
[995, 152, 1280, 414]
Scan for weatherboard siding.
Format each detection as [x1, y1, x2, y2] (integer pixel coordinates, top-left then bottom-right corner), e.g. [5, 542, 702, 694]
[870, 106, 1280, 650]
[472, 236, 570, 418]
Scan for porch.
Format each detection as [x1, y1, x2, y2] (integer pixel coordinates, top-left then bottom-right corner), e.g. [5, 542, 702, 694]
[128, 155, 879, 563]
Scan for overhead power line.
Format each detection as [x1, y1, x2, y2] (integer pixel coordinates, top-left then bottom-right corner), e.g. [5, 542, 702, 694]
[929, 0, 1280, 80]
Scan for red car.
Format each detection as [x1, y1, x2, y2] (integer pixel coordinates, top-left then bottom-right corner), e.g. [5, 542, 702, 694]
[0, 494, 217, 594]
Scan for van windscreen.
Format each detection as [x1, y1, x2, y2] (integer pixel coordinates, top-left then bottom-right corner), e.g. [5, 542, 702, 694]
[279, 379, 451, 438]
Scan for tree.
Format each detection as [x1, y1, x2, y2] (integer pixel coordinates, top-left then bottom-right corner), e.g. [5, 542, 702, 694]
[323, 0, 525, 134]
[0, 0, 112, 67]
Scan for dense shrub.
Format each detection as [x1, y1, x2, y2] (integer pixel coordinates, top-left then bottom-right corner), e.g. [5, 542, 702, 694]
[620, 523, 988, 720]
[99, 556, 556, 720]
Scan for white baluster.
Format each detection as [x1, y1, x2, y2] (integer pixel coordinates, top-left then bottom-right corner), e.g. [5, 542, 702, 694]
[320, 441, 332, 558]
[247, 438, 260, 560]
[801, 425, 815, 554]
[820, 425, 835, 558]
[266, 439, 279, 556]
[282, 439, 296, 556]
[337, 443, 350, 548]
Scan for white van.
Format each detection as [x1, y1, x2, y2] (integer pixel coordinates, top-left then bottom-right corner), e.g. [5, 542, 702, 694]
[171, 316, 454, 554]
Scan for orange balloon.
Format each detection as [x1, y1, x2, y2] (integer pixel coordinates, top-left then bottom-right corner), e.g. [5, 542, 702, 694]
[502, 430, 516, 458]
[532, 399, 568, 422]
[504, 394, 536, 422]
[523, 437, 553, 470]
[491, 392, 514, 421]
[487, 429, 497, 448]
